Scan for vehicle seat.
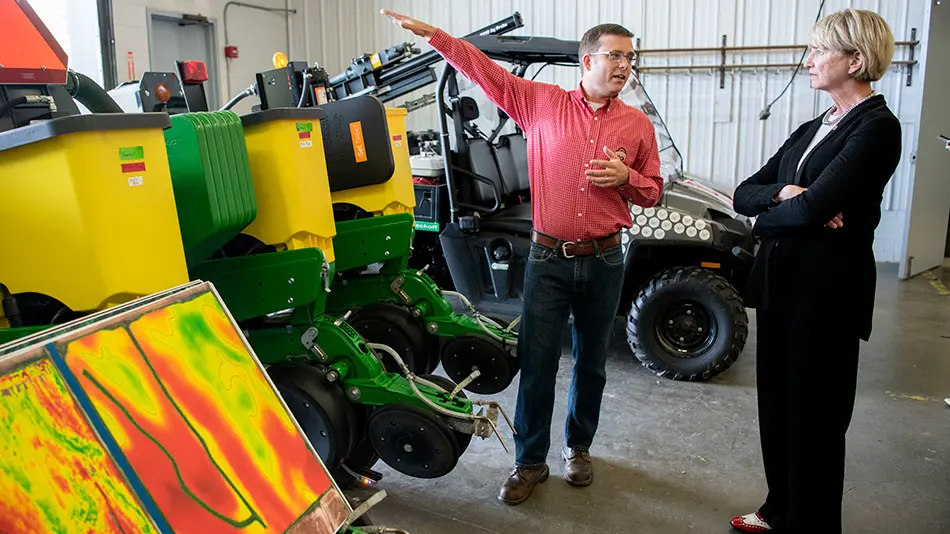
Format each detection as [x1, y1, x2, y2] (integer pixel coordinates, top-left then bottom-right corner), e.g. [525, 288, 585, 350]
[467, 138, 505, 209]
[495, 133, 530, 200]
[479, 202, 533, 236]
[455, 99, 533, 236]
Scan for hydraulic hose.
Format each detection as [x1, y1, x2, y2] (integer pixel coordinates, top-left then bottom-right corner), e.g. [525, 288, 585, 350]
[0, 95, 57, 119]
[65, 70, 123, 113]
[442, 290, 519, 346]
[220, 84, 256, 111]
[297, 72, 312, 108]
[0, 284, 23, 328]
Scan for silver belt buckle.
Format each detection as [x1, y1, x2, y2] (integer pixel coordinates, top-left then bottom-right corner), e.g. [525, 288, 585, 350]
[561, 241, 575, 258]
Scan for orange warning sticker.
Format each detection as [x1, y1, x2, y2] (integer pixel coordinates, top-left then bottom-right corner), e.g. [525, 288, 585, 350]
[350, 121, 367, 163]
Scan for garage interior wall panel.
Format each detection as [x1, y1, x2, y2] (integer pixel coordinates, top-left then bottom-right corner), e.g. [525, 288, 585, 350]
[112, 0, 294, 115]
[111, 0, 922, 262]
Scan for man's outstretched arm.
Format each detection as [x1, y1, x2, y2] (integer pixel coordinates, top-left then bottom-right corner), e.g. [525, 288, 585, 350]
[382, 9, 546, 130]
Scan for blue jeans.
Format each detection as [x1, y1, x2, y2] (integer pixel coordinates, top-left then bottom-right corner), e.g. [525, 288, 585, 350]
[513, 239, 626, 467]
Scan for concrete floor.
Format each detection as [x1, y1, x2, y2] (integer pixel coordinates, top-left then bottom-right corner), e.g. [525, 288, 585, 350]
[352, 263, 950, 534]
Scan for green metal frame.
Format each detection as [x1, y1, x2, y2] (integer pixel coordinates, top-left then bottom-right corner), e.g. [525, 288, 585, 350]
[327, 214, 517, 344]
[332, 212, 415, 273]
[189, 248, 330, 322]
[186, 242, 473, 416]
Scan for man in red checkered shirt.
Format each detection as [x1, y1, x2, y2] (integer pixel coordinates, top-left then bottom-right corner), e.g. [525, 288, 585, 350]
[383, 9, 663, 505]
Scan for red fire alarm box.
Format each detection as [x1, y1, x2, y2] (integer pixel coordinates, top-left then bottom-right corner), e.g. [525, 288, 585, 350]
[225, 45, 239, 59]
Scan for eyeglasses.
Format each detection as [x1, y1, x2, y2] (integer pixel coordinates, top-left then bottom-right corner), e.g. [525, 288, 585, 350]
[590, 50, 636, 64]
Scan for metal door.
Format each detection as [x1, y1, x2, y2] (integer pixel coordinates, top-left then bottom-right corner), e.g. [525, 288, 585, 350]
[148, 14, 218, 109]
[901, 0, 950, 278]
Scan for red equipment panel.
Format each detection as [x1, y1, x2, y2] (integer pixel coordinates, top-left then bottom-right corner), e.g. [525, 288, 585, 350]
[0, 0, 69, 84]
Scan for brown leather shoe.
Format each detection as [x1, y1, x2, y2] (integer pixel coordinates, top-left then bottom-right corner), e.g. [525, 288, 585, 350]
[498, 464, 550, 505]
[562, 446, 593, 486]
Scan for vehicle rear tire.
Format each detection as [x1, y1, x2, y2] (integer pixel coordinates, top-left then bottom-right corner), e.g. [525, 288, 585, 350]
[626, 266, 747, 381]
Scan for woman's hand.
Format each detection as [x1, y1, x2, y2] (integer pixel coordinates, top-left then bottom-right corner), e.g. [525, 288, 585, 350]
[774, 184, 806, 202]
[826, 213, 844, 229]
[773, 184, 843, 228]
[381, 9, 437, 40]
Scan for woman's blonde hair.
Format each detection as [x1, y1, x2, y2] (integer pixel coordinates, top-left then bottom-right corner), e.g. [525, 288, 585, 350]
[809, 8, 895, 82]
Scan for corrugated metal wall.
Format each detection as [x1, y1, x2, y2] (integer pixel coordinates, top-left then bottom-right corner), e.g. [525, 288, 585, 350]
[294, 0, 926, 262]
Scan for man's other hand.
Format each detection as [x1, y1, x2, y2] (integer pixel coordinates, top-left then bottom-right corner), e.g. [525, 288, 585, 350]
[381, 9, 437, 40]
[586, 146, 630, 188]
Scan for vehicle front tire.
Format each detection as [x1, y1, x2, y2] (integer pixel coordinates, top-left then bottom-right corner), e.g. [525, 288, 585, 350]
[625, 266, 747, 381]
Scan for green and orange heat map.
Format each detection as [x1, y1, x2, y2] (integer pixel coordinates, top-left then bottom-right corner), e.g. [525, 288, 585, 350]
[59, 290, 340, 533]
[0, 357, 157, 534]
[0, 287, 347, 534]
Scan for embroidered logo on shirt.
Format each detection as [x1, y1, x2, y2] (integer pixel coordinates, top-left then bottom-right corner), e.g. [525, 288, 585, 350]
[616, 147, 627, 162]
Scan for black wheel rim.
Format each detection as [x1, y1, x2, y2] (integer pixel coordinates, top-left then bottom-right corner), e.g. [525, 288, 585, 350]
[368, 405, 459, 479]
[419, 374, 473, 455]
[440, 336, 515, 394]
[655, 301, 717, 358]
[352, 319, 419, 372]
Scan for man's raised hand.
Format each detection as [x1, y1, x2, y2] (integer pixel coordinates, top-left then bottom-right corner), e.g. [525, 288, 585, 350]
[381, 9, 437, 40]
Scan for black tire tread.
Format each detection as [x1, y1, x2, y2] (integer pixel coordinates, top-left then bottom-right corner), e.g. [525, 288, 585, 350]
[626, 266, 748, 381]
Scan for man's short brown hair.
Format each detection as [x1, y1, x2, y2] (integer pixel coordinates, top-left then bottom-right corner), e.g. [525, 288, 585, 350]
[579, 23, 635, 58]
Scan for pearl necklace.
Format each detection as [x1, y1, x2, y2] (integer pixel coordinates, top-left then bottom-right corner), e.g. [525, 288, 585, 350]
[822, 90, 876, 126]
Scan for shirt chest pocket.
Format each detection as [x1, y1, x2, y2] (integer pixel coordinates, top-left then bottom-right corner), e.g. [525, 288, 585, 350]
[609, 137, 639, 167]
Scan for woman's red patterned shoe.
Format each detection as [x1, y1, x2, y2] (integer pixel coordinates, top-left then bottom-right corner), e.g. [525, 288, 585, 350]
[730, 512, 772, 532]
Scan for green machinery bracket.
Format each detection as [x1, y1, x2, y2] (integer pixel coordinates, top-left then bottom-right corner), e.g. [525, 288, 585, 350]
[328, 268, 517, 344]
[243, 313, 472, 416]
[327, 212, 516, 343]
[189, 246, 331, 322]
[181, 236, 477, 417]
[332, 213, 414, 273]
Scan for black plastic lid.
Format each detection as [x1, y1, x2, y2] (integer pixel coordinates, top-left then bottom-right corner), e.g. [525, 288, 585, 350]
[0, 113, 171, 152]
[240, 107, 326, 128]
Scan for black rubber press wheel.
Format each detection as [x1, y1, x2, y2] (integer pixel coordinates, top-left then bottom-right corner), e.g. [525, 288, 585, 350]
[419, 374, 473, 455]
[367, 403, 459, 479]
[440, 335, 517, 394]
[348, 304, 439, 375]
[267, 363, 357, 479]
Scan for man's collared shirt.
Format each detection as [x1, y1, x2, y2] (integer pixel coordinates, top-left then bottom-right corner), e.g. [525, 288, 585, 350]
[429, 29, 663, 241]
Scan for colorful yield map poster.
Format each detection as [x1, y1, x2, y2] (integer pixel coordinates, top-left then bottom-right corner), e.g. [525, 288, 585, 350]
[0, 281, 350, 534]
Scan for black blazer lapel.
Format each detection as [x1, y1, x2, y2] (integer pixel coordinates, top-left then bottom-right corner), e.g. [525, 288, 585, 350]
[792, 95, 887, 185]
[786, 118, 823, 185]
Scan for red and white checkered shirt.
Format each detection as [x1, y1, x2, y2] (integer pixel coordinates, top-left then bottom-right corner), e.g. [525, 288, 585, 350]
[429, 29, 663, 242]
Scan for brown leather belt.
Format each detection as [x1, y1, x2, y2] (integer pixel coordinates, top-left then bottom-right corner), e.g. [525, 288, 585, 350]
[530, 229, 622, 258]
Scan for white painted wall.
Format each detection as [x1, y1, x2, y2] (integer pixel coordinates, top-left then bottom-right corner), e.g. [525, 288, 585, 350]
[297, 0, 926, 264]
[111, 0, 295, 114]
[103, 0, 928, 264]
[28, 0, 104, 85]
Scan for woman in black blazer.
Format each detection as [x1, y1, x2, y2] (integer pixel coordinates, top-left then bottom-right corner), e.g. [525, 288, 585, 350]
[729, 9, 902, 534]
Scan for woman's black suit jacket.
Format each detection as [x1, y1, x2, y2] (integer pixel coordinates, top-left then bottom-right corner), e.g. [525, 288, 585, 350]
[733, 95, 902, 341]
